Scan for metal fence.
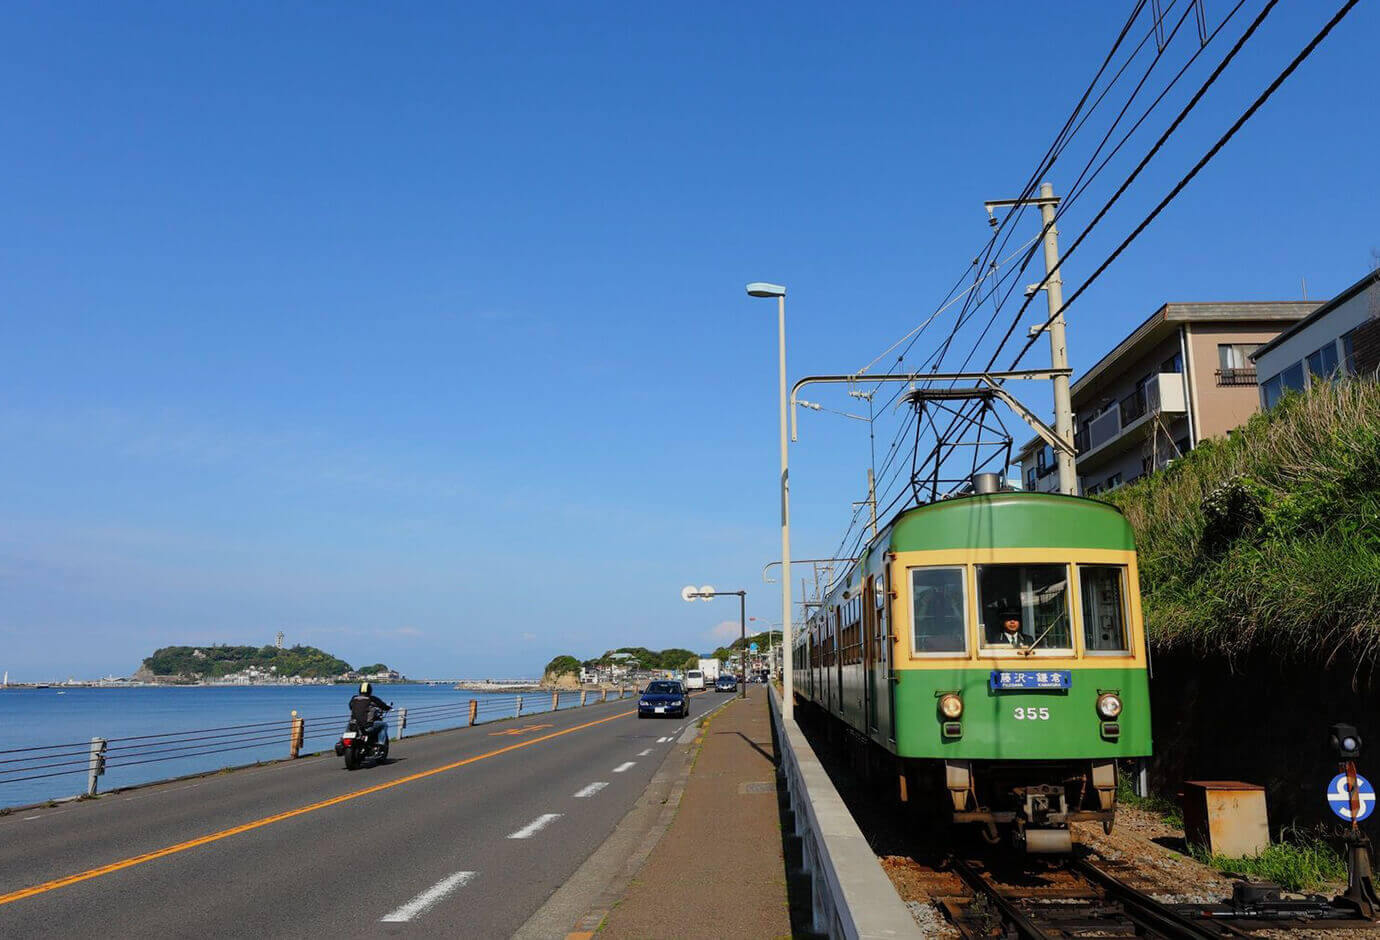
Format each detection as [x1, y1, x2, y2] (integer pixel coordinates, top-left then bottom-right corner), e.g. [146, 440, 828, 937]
[0, 688, 630, 809]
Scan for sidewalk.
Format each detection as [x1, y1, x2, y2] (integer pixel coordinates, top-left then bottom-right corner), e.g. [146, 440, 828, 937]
[597, 686, 794, 939]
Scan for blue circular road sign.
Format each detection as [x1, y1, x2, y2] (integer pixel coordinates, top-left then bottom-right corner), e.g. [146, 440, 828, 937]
[1327, 773, 1375, 822]
[749, 643, 759, 653]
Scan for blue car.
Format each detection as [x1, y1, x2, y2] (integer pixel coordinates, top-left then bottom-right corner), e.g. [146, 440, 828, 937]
[638, 680, 688, 719]
[714, 675, 738, 693]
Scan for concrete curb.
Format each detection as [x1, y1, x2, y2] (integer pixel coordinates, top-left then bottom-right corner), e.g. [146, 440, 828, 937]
[770, 686, 921, 939]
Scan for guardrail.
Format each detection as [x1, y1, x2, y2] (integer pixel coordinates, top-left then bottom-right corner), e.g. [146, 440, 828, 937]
[769, 685, 920, 939]
[0, 687, 633, 808]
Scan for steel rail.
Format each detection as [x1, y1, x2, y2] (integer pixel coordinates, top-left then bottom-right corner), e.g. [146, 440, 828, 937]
[1071, 858, 1252, 939]
[947, 855, 1051, 940]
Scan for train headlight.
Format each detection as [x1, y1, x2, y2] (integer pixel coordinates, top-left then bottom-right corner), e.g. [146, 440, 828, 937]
[938, 693, 964, 719]
[1096, 692, 1123, 720]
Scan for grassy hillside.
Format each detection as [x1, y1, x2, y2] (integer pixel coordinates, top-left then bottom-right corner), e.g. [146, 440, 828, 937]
[1102, 378, 1380, 666]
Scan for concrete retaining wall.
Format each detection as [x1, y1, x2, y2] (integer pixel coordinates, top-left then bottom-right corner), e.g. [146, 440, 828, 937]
[769, 686, 920, 939]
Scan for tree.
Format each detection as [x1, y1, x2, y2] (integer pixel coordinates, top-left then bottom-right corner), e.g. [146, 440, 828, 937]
[544, 655, 581, 678]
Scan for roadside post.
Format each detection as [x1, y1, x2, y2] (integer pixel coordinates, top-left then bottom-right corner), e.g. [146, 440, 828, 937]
[1328, 723, 1379, 918]
[551, 691, 559, 712]
[580, 689, 587, 706]
[516, 695, 523, 717]
[87, 737, 107, 796]
[396, 707, 407, 740]
[468, 699, 478, 725]
[601, 689, 607, 703]
[289, 710, 305, 758]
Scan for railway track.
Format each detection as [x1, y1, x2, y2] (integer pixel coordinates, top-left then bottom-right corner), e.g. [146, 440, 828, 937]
[945, 853, 1253, 939]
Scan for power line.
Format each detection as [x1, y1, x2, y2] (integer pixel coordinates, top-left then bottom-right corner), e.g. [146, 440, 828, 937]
[1010, 0, 1362, 370]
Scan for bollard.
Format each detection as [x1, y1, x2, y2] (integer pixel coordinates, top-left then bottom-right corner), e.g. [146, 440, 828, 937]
[552, 691, 559, 712]
[396, 707, 407, 740]
[289, 710, 305, 758]
[601, 689, 607, 703]
[516, 694, 523, 717]
[580, 689, 587, 707]
[87, 737, 107, 796]
[468, 699, 478, 726]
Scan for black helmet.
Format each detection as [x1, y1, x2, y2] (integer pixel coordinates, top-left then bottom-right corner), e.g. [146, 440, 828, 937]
[359, 681, 371, 695]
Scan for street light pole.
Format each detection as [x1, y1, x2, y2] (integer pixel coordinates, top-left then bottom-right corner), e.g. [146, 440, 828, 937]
[747, 282, 792, 720]
[681, 586, 747, 699]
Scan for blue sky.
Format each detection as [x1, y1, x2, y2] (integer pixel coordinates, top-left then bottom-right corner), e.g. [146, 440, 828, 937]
[2, 1, 1376, 679]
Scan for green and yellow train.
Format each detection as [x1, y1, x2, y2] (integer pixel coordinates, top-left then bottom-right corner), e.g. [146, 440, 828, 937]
[791, 478, 1152, 852]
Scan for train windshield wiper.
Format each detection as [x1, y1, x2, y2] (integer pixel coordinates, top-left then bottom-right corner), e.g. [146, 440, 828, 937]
[1019, 610, 1068, 656]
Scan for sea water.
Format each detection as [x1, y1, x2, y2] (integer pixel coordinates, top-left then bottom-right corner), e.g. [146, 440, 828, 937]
[0, 684, 573, 809]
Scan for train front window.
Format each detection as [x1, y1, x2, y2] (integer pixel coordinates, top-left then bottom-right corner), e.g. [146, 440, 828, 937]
[910, 566, 967, 654]
[1080, 565, 1130, 652]
[976, 564, 1072, 652]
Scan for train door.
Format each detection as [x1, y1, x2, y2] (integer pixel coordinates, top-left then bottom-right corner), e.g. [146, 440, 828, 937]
[863, 578, 877, 734]
[875, 572, 895, 742]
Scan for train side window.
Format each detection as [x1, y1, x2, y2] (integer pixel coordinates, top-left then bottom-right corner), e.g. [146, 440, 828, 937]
[975, 563, 1072, 652]
[909, 566, 968, 655]
[1079, 565, 1130, 653]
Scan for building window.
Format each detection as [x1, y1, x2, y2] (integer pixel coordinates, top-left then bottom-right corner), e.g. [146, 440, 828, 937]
[1306, 342, 1340, 380]
[1216, 343, 1259, 385]
[1175, 436, 1191, 456]
[1282, 361, 1306, 392]
[1342, 328, 1359, 374]
[1161, 352, 1183, 373]
[1120, 382, 1147, 425]
[1025, 466, 1037, 490]
[1262, 373, 1284, 409]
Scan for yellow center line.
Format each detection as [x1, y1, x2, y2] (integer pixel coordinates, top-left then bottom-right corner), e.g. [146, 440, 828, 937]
[488, 723, 554, 736]
[0, 706, 637, 907]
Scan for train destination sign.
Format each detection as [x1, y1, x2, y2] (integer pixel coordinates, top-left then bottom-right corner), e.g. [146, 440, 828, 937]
[1327, 772, 1375, 822]
[989, 670, 1071, 691]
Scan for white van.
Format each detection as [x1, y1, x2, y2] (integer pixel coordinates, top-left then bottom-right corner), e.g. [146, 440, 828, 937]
[684, 669, 705, 690]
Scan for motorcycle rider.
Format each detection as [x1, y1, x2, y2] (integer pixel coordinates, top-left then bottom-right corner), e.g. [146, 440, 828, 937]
[349, 681, 391, 744]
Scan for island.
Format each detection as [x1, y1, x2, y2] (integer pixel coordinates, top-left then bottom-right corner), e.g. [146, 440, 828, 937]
[134, 645, 399, 685]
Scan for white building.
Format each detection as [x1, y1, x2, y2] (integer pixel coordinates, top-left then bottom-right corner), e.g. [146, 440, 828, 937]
[1252, 268, 1380, 408]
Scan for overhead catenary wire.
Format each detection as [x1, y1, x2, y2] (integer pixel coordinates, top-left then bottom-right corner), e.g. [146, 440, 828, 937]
[1008, 0, 1361, 372]
[888, 0, 1297, 502]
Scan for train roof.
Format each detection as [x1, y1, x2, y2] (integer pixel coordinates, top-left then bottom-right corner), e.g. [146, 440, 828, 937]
[882, 490, 1135, 553]
[808, 492, 1134, 620]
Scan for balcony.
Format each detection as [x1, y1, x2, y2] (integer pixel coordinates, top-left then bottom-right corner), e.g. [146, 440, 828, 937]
[1119, 390, 1146, 427]
[1216, 367, 1257, 387]
[1078, 373, 1187, 468]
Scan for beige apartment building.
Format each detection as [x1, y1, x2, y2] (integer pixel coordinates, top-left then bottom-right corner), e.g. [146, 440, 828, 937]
[1017, 301, 1315, 495]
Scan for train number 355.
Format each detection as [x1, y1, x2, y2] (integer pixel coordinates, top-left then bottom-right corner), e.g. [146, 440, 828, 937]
[1013, 706, 1051, 721]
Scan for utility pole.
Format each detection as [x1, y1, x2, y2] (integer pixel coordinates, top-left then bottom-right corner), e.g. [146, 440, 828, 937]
[984, 182, 1077, 495]
[853, 469, 877, 538]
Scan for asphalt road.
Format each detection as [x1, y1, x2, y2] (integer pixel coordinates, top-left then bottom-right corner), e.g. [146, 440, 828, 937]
[0, 688, 736, 937]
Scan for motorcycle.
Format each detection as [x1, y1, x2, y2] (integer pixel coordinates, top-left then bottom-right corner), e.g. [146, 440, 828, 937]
[335, 705, 391, 770]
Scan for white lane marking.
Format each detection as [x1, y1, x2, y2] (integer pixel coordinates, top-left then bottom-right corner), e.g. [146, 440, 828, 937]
[612, 761, 636, 773]
[657, 736, 671, 743]
[573, 781, 609, 798]
[637, 748, 653, 756]
[507, 813, 563, 839]
[380, 871, 477, 922]
[22, 816, 40, 821]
